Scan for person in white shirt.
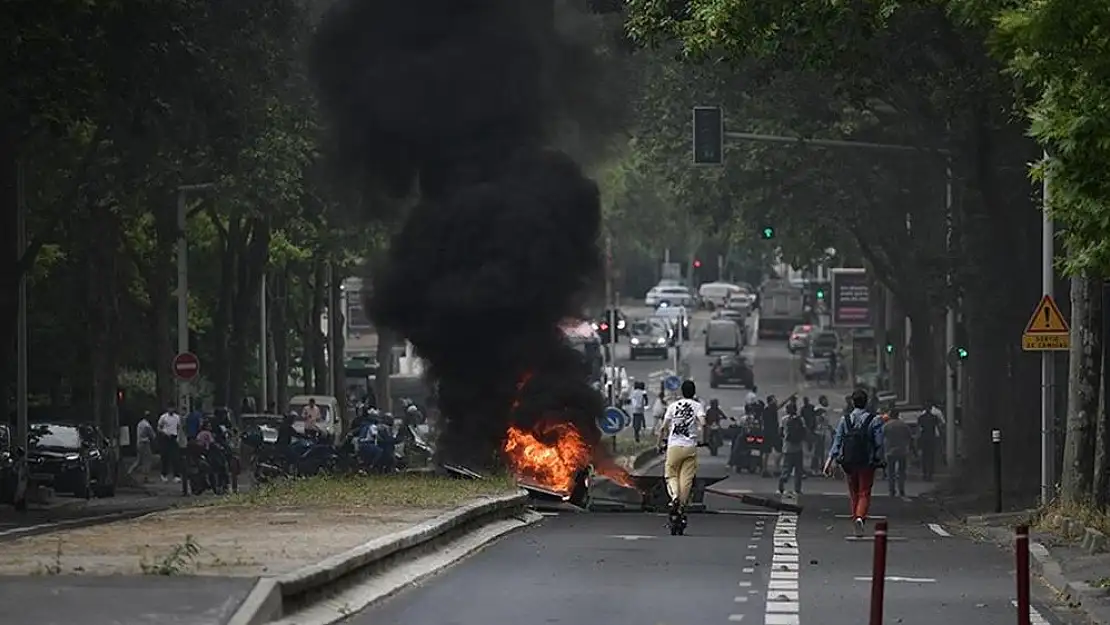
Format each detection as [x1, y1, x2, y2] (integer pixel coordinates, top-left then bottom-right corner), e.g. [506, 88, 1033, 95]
[129, 413, 156, 481]
[156, 405, 182, 482]
[302, 399, 322, 437]
[629, 382, 649, 442]
[658, 379, 706, 512]
[650, 390, 667, 434]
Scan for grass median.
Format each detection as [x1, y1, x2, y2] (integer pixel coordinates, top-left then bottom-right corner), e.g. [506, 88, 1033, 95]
[0, 473, 522, 577]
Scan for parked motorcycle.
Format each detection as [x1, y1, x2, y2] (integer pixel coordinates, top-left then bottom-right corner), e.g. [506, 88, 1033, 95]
[729, 431, 764, 474]
[705, 422, 723, 457]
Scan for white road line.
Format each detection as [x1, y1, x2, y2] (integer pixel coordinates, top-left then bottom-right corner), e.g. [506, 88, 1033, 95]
[765, 512, 801, 625]
[927, 523, 952, 537]
[1010, 600, 1050, 625]
[853, 576, 936, 583]
[728, 615, 746, 622]
[742, 567, 755, 574]
[734, 596, 749, 603]
[738, 581, 753, 587]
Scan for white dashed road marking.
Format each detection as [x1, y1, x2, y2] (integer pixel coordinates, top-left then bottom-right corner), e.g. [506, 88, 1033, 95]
[763, 512, 800, 625]
[1011, 600, 1050, 624]
[927, 523, 952, 537]
[853, 576, 936, 583]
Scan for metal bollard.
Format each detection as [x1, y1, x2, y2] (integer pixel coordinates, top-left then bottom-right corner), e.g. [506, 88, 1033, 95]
[992, 429, 1002, 513]
[1015, 525, 1031, 625]
[870, 520, 889, 625]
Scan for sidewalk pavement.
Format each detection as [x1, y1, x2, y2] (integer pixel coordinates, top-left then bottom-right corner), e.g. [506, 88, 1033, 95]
[0, 475, 524, 625]
[962, 512, 1110, 625]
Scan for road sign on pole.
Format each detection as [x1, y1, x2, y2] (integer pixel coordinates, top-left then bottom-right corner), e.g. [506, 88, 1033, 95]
[663, 375, 682, 392]
[1021, 295, 1070, 351]
[173, 352, 200, 381]
[598, 406, 627, 435]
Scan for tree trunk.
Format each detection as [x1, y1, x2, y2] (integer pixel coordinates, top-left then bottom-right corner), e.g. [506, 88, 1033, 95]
[311, 260, 328, 393]
[1094, 345, 1110, 509]
[273, 264, 291, 409]
[87, 203, 122, 440]
[226, 219, 270, 412]
[907, 308, 937, 405]
[1061, 274, 1102, 504]
[209, 217, 242, 405]
[375, 329, 395, 413]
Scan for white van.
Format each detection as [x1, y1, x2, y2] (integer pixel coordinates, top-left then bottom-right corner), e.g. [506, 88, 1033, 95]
[698, 282, 742, 309]
[288, 395, 341, 442]
[705, 320, 742, 356]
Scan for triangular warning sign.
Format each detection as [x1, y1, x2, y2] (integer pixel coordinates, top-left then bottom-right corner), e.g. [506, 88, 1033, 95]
[1024, 295, 1070, 334]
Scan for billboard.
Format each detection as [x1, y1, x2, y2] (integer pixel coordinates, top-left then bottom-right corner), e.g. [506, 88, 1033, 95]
[830, 268, 871, 328]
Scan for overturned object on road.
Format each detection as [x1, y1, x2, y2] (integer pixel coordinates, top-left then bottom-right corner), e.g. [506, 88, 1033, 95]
[629, 474, 727, 512]
[703, 487, 804, 514]
[520, 468, 590, 510]
[439, 463, 485, 480]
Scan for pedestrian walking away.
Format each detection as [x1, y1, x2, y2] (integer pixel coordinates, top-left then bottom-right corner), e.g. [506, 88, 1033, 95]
[658, 380, 706, 516]
[130, 412, 156, 481]
[630, 381, 649, 443]
[778, 408, 806, 496]
[825, 389, 885, 535]
[650, 390, 667, 435]
[883, 409, 912, 497]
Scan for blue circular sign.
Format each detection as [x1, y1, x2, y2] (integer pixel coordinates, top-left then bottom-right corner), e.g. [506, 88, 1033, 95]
[663, 375, 682, 392]
[598, 406, 627, 435]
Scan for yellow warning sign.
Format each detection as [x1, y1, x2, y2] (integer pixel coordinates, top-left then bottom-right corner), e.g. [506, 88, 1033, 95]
[1022, 295, 1070, 351]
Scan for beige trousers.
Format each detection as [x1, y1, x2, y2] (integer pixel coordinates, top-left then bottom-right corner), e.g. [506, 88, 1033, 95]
[664, 444, 699, 506]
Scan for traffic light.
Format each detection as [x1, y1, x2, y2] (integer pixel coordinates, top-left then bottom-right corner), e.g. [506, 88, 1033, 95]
[116, 387, 125, 404]
[692, 106, 724, 165]
[761, 226, 775, 240]
[885, 342, 894, 354]
[956, 347, 969, 360]
[693, 259, 702, 269]
[815, 288, 825, 300]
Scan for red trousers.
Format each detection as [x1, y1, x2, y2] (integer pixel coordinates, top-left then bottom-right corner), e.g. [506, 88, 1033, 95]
[846, 467, 877, 519]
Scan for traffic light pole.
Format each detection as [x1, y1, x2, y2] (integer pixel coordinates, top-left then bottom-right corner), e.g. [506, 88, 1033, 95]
[714, 125, 958, 464]
[1041, 152, 1055, 505]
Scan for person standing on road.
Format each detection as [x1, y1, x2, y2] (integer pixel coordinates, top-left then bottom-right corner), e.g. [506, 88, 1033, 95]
[760, 395, 781, 477]
[883, 410, 912, 497]
[825, 389, 885, 535]
[917, 401, 944, 480]
[778, 408, 806, 496]
[658, 380, 706, 514]
[650, 390, 667, 434]
[809, 396, 830, 475]
[156, 404, 182, 482]
[130, 412, 156, 481]
[629, 382, 649, 443]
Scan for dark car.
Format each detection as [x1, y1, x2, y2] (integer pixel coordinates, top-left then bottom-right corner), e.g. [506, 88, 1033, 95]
[0, 425, 28, 509]
[592, 308, 627, 344]
[26, 422, 117, 498]
[709, 354, 755, 389]
[628, 321, 669, 360]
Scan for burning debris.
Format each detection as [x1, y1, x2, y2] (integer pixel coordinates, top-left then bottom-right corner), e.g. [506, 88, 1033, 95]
[311, 0, 626, 483]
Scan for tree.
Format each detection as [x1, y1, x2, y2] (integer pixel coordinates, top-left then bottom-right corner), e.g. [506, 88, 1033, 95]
[623, 0, 1047, 488]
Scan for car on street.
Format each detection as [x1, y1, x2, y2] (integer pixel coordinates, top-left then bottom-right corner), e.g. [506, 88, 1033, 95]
[704, 319, 743, 355]
[628, 321, 669, 360]
[788, 324, 814, 353]
[653, 303, 691, 341]
[26, 422, 117, 498]
[713, 308, 748, 331]
[698, 281, 744, 310]
[645, 284, 694, 308]
[809, 330, 840, 357]
[709, 354, 755, 389]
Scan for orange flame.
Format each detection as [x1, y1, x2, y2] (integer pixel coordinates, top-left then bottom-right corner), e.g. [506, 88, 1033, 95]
[504, 420, 590, 493]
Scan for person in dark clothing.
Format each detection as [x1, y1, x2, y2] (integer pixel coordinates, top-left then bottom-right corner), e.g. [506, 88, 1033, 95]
[917, 403, 941, 481]
[761, 396, 781, 476]
[828, 351, 839, 384]
[809, 395, 830, 474]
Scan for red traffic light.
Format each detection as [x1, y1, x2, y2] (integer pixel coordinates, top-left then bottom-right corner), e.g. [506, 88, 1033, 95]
[599, 323, 609, 331]
[693, 259, 702, 268]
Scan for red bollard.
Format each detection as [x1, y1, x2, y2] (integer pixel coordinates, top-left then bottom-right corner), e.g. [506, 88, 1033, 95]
[1015, 525, 1031, 625]
[870, 520, 889, 625]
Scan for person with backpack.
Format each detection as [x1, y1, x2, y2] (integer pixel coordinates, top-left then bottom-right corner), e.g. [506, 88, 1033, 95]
[778, 407, 807, 496]
[824, 389, 885, 535]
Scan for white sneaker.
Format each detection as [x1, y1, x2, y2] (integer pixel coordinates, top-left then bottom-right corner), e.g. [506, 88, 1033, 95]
[854, 517, 865, 536]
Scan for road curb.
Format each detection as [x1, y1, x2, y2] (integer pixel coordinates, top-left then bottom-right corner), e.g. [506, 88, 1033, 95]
[226, 490, 532, 625]
[973, 523, 1107, 625]
[0, 506, 168, 543]
[632, 448, 661, 471]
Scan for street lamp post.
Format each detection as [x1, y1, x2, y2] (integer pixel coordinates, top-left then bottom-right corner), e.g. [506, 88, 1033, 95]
[176, 183, 215, 412]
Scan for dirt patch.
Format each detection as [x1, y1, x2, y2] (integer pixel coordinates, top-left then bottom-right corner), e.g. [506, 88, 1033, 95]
[0, 473, 520, 577]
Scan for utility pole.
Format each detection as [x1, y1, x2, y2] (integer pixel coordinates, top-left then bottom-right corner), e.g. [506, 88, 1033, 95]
[329, 262, 346, 431]
[175, 183, 214, 412]
[605, 234, 615, 406]
[259, 273, 268, 411]
[16, 160, 28, 458]
[944, 155, 957, 470]
[1041, 151, 1055, 505]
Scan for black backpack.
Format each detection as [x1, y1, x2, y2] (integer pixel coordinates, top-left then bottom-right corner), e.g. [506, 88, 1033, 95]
[785, 416, 805, 444]
[837, 413, 877, 469]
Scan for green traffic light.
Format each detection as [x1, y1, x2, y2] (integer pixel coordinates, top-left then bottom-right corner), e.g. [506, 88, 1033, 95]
[885, 343, 894, 354]
[761, 227, 775, 239]
[957, 347, 969, 359]
[816, 289, 825, 300]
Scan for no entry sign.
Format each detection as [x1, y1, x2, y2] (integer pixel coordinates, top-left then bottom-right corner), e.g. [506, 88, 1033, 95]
[173, 352, 200, 381]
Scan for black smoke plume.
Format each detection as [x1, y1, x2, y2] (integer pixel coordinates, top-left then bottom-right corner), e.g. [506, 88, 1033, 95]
[311, 0, 621, 469]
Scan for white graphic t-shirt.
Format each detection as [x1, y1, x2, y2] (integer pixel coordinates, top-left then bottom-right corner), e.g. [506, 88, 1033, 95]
[665, 398, 706, 448]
